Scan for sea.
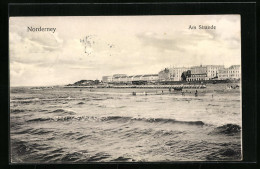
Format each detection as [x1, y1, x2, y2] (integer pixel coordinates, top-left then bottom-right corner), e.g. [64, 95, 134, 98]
[10, 83, 242, 163]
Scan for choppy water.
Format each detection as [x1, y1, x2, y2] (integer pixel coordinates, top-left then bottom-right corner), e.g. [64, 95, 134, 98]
[10, 84, 242, 163]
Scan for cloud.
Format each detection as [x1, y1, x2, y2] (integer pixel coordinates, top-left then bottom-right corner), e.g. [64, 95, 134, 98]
[200, 16, 241, 49]
[136, 32, 185, 52]
[136, 30, 216, 53]
[69, 66, 95, 69]
[9, 31, 64, 66]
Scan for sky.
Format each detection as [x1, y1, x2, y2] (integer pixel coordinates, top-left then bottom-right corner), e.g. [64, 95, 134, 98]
[9, 15, 241, 86]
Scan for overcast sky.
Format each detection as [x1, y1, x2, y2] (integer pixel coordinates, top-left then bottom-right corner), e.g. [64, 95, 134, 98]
[9, 15, 241, 86]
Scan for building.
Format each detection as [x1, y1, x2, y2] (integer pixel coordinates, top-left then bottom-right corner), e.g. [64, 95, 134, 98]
[112, 74, 127, 78]
[186, 65, 224, 81]
[133, 75, 143, 81]
[191, 65, 207, 74]
[102, 76, 113, 83]
[228, 65, 241, 79]
[186, 73, 207, 81]
[119, 75, 128, 83]
[112, 74, 127, 83]
[127, 76, 134, 82]
[218, 69, 228, 80]
[169, 67, 190, 81]
[186, 65, 208, 81]
[141, 74, 159, 82]
[218, 65, 241, 80]
[206, 65, 224, 79]
[158, 68, 171, 81]
[107, 74, 159, 84]
[103, 64, 240, 84]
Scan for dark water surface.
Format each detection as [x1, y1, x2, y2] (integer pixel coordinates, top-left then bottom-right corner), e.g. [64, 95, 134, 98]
[10, 84, 241, 163]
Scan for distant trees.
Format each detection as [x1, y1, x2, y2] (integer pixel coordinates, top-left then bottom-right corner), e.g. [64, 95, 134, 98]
[69, 80, 100, 86]
[181, 70, 191, 81]
[181, 73, 186, 81]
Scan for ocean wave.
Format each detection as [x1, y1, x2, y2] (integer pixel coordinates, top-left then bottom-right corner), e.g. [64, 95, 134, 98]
[13, 127, 53, 135]
[48, 109, 77, 115]
[42, 153, 64, 162]
[10, 109, 26, 114]
[77, 102, 85, 105]
[112, 156, 133, 162]
[11, 139, 65, 163]
[208, 104, 218, 106]
[10, 97, 81, 103]
[26, 115, 205, 126]
[12, 128, 32, 135]
[142, 118, 204, 125]
[206, 144, 241, 160]
[11, 140, 50, 156]
[100, 116, 205, 125]
[26, 117, 53, 122]
[11, 97, 38, 100]
[11, 140, 34, 157]
[75, 135, 91, 141]
[92, 98, 105, 101]
[122, 129, 184, 139]
[85, 152, 111, 162]
[209, 124, 241, 136]
[31, 128, 53, 135]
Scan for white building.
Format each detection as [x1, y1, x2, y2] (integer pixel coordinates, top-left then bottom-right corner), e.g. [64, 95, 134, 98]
[141, 74, 159, 82]
[186, 73, 208, 81]
[186, 65, 224, 81]
[218, 65, 241, 80]
[228, 65, 241, 79]
[206, 65, 224, 79]
[133, 75, 143, 81]
[169, 67, 190, 81]
[218, 69, 228, 80]
[119, 75, 128, 83]
[112, 74, 127, 83]
[102, 76, 113, 83]
[127, 76, 134, 82]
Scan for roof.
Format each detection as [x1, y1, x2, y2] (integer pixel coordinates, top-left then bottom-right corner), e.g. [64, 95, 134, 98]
[206, 65, 224, 67]
[229, 65, 240, 69]
[113, 74, 127, 77]
[142, 74, 158, 77]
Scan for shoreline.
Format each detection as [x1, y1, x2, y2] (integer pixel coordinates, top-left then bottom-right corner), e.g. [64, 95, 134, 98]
[63, 84, 206, 89]
[63, 83, 240, 89]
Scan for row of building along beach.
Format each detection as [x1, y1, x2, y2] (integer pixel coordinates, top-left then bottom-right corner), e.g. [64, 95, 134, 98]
[65, 65, 241, 89]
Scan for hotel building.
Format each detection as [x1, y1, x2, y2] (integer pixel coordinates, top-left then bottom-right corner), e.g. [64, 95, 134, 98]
[169, 67, 190, 81]
[102, 76, 113, 83]
[218, 65, 241, 80]
[186, 65, 224, 81]
[186, 65, 207, 81]
[206, 65, 225, 79]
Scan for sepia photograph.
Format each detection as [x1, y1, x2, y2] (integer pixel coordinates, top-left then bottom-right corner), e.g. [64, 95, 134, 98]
[9, 15, 242, 163]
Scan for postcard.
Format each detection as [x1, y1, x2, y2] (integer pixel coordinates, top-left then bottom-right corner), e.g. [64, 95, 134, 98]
[9, 15, 242, 163]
